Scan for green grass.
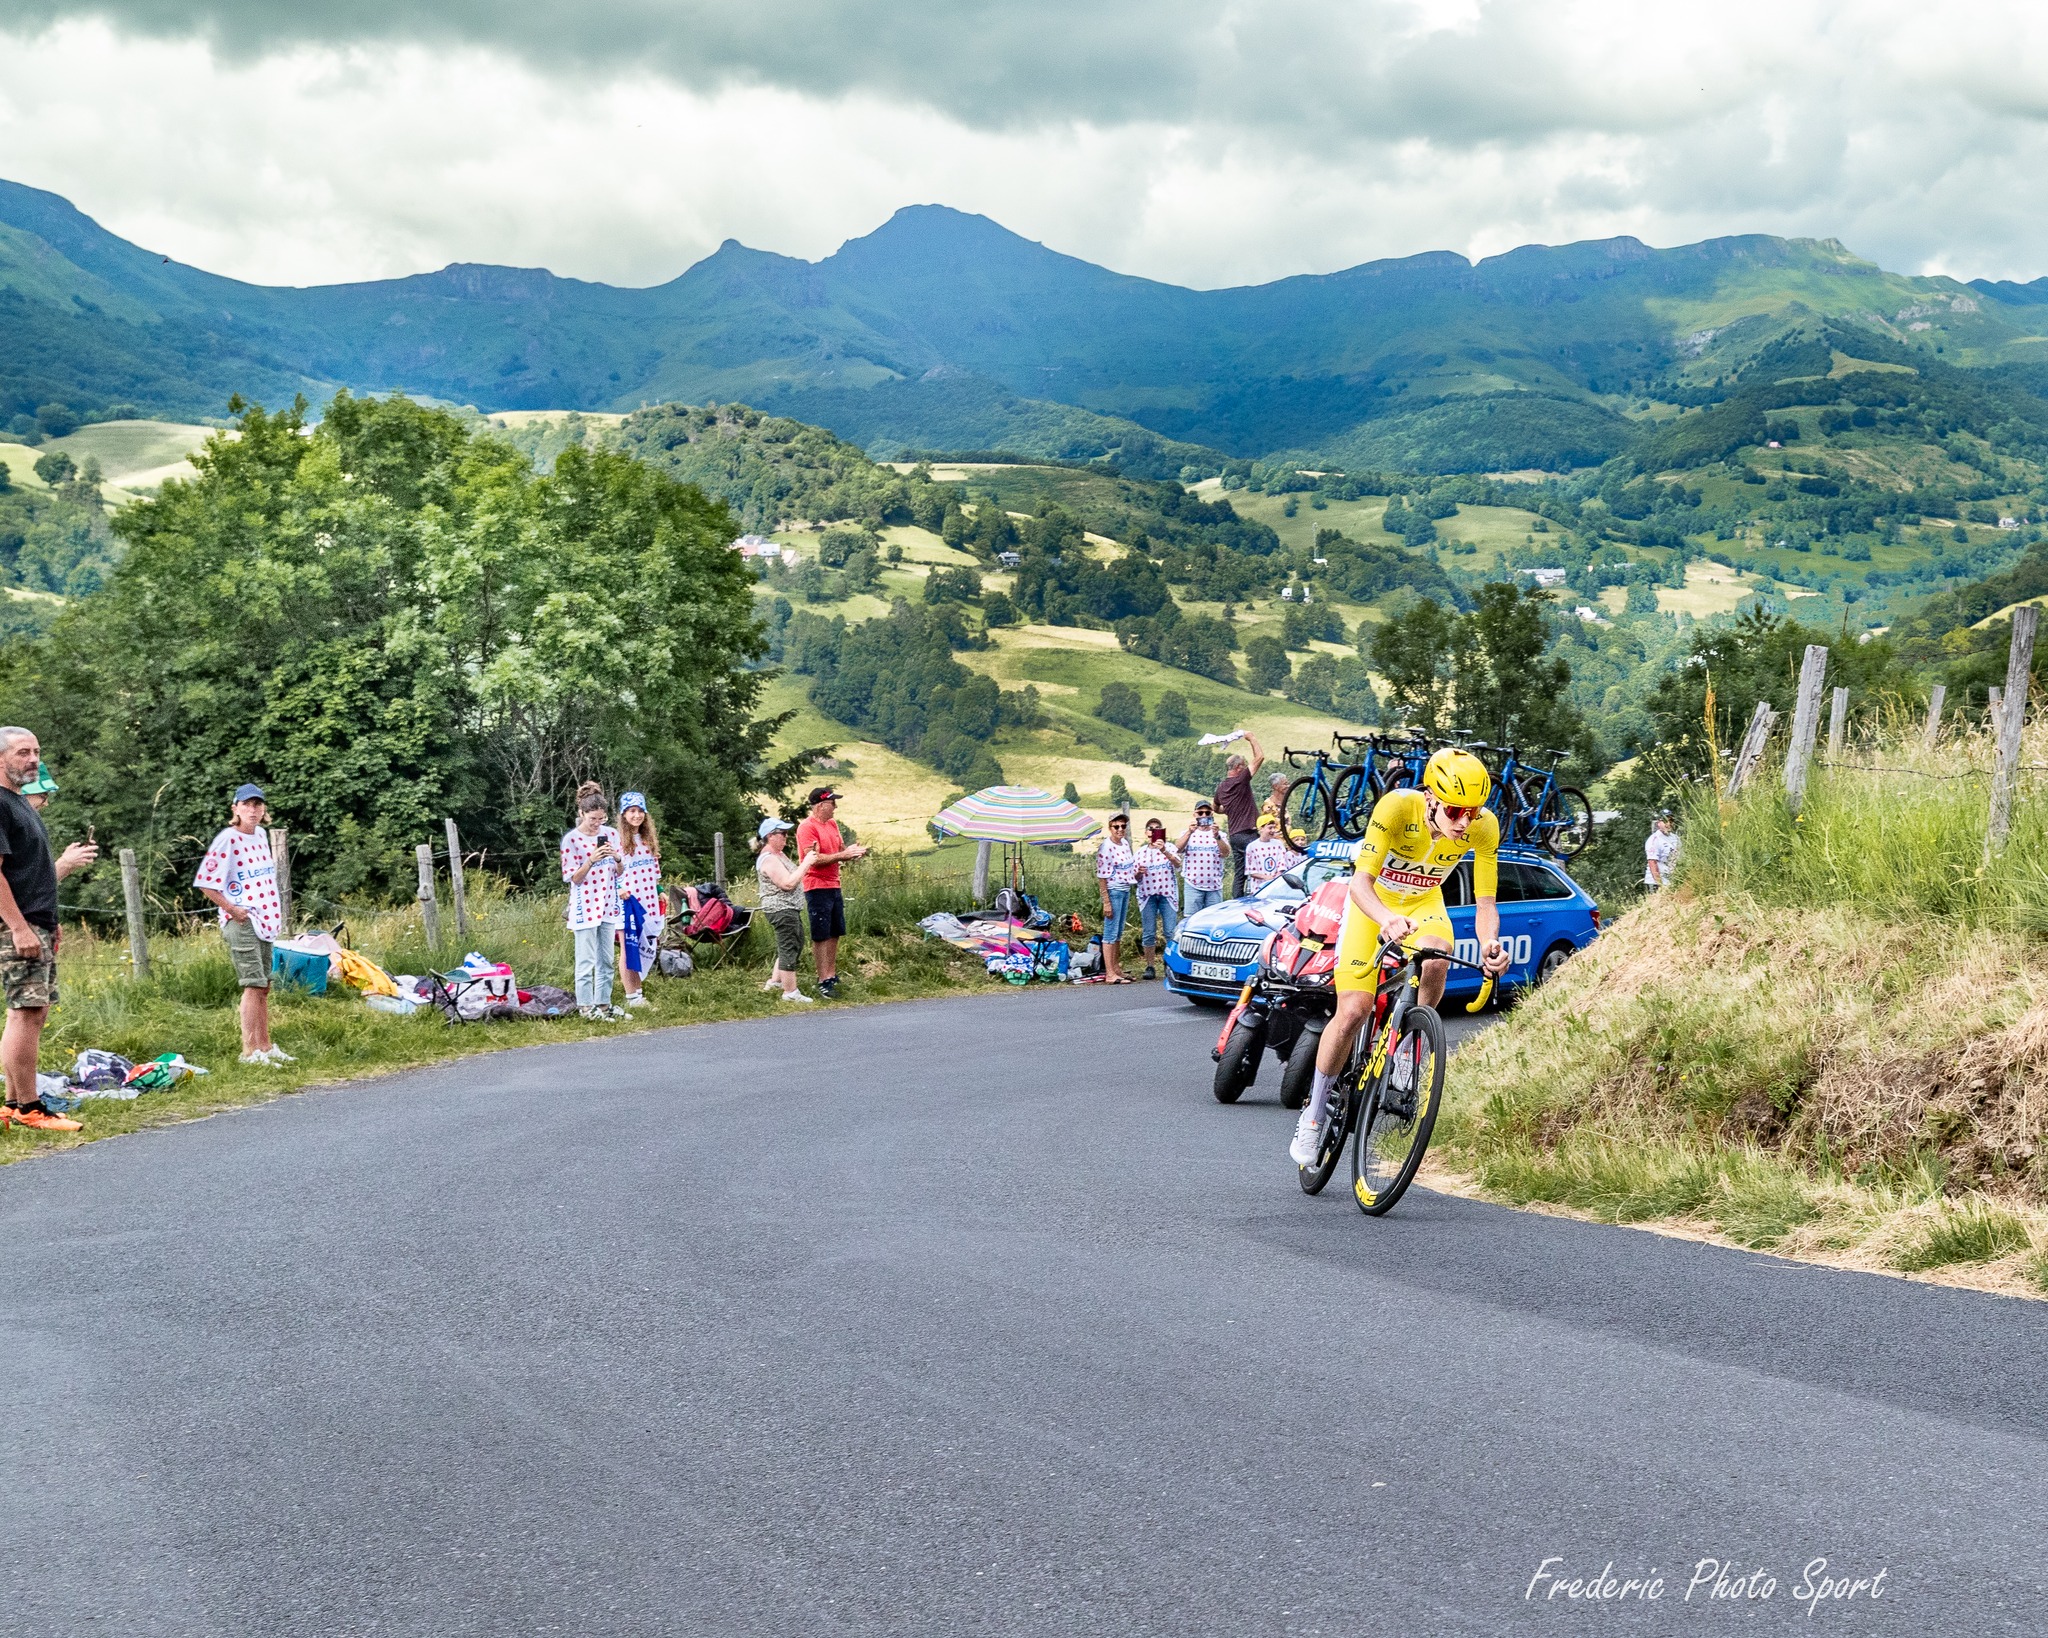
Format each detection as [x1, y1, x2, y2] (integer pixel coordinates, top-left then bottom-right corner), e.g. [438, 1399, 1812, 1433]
[0, 858, 1019, 1164]
[1678, 709, 2048, 931]
[1891, 1202, 2032, 1271]
[1438, 878, 2048, 1293]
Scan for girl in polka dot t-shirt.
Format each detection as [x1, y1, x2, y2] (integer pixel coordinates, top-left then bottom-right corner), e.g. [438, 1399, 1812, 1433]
[561, 783, 624, 1017]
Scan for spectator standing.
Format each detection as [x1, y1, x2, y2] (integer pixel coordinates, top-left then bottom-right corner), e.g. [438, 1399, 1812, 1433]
[753, 818, 821, 1004]
[560, 782, 625, 1021]
[1243, 809, 1304, 891]
[1178, 799, 1228, 917]
[1211, 731, 1265, 897]
[614, 792, 664, 1009]
[1644, 810, 1681, 890]
[193, 783, 290, 1067]
[1094, 812, 1137, 983]
[19, 762, 57, 813]
[1131, 819, 1181, 981]
[795, 787, 868, 1000]
[0, 728, 93, 1130]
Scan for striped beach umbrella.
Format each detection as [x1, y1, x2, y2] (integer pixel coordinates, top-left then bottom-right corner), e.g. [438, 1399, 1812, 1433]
[932, 786, 1102, 845]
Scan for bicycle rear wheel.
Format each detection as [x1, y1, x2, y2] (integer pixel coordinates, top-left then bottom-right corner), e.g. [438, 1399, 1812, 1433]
[1298, 1065, 1355, 1195]
[1280, 775, 1331, 842]
[1542, 787, 1593, 858]
[1351, 1005, 1446, 1216]
[1329, 765, 1373, 840]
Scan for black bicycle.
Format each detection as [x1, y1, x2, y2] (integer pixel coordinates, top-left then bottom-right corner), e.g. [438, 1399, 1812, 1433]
[1297, 938, 1496, 1212]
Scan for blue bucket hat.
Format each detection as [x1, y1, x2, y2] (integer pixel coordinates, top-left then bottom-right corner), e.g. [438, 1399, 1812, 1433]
[619, 790, 648, 813]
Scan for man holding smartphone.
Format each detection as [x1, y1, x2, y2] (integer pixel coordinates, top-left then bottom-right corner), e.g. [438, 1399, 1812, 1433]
[1177, 799, 1228, 917]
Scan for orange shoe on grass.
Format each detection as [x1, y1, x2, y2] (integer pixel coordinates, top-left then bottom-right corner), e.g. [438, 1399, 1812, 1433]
[4, 1102, 82, 1132]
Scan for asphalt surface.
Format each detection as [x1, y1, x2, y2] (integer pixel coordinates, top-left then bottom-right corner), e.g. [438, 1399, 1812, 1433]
[4, 985, 2046, 1636]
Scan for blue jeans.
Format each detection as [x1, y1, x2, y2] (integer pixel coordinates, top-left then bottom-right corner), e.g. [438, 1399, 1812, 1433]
[1139, 893, 1176, 949]
[573, 921, 618, 1007]
[1102, 887, 1132, 944]
[1183, 885, 1223, 918]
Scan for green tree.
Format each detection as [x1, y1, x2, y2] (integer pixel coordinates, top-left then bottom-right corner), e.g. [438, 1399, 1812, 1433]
[1151, 690, 1191, 740]
[0, 393, 805, 906]
[1062, 781, 1080, 805]
[1370, 599, 1460, 730]
[1109, 773, 1131, 810]
[1097, 680, 1147, 732]
[1244, 634, 1291, 693]
[1456, 584, 1589, 760]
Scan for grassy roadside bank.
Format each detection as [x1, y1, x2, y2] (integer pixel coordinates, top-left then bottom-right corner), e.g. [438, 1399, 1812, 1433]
[1437, 888, 2048, 1298]
[0, 855, 1039, 1165]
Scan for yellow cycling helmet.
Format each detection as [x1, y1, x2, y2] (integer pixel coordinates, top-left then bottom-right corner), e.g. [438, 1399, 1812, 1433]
[1422, 747, 1491, 807]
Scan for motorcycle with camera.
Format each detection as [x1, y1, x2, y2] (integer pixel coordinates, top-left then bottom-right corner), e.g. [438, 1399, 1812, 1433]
[1209, 872, 1349, 1114]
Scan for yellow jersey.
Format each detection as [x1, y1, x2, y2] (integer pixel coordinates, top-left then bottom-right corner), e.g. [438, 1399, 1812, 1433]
[1354, 787, 1499, 910]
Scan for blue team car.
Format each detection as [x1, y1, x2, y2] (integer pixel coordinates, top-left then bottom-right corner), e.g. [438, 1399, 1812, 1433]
[1163, 840, 1601, 1006]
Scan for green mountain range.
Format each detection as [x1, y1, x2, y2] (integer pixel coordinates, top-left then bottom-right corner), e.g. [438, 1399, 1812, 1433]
[6, 176, 2048, 474]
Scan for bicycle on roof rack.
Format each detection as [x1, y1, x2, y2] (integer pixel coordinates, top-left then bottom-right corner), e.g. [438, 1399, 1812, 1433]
[1365, 728, 1434, 799]
[1277, 735, 1375, 842]
[1474, 742, 1592, 858]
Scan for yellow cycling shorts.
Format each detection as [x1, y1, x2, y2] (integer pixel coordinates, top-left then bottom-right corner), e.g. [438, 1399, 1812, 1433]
[1335, 894, 1454, 994]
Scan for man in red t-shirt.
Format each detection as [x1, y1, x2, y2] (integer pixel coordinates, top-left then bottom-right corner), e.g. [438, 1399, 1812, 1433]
[794, 786, 868, 999]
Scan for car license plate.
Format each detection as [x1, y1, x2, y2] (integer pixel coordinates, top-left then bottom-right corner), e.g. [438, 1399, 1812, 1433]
[1190, 961, 1238, 981]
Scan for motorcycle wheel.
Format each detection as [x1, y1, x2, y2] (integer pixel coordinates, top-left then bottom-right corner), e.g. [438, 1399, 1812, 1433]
[1277, 1026, 1320, 1110]
[1212, 1018, 1263, 1103]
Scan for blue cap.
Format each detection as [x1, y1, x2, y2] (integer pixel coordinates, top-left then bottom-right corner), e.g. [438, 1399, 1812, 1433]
[620, 790, 648, 812]
[232, 783, 265, 804]
[758, 816, 795, 840]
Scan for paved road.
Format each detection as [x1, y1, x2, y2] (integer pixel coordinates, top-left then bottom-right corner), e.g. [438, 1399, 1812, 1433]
[5, 987, 2046, 1636]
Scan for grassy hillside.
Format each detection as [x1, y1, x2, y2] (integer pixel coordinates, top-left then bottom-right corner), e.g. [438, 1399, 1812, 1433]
[1442, 708, 2048, 1297]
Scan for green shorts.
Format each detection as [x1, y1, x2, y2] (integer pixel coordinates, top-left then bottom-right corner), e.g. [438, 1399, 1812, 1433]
[223, 916, 272, 990]
[0, 929, 57, 1010]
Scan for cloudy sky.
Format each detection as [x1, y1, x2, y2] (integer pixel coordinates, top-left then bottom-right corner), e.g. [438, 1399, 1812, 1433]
[2, 0, 2046, 290]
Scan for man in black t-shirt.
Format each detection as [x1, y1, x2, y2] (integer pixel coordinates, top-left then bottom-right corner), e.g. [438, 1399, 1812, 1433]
[0, 727, 97, 1131]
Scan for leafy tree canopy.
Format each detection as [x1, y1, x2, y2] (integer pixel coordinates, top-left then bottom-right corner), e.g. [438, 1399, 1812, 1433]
[0, 392, 805, 909]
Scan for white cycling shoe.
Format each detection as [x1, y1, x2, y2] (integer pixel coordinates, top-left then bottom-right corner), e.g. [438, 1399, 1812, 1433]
[1288, 1110, 1323, 1167]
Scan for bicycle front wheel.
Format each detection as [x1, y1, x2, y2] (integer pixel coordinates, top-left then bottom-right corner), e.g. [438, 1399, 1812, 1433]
[1543, 787, 1593, 858]
[1280, 775, 1331, 842]
[1352, 1005, 1446, 1216]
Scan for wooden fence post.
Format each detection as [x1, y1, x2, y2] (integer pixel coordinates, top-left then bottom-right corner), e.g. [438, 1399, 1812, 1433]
[1989, 686, 2003, 725]
[1784, 644, 1829, 812]
[972, 839, 993, 905]
[1726, 701, 1776, 798]
[267, 827, 291, 935]
[1922, 684, 1947, 751]
[118, 847, 149, 979]
[1986, 605, 2038, 857]
[1828, 687, 1848, 759]
[416, 842, 441, 949]
[444, 817, 470, 942]
[713, 831, 726, 888]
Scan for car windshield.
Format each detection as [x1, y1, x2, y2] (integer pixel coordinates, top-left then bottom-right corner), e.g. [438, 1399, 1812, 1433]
[1252, 858, 1349, 901]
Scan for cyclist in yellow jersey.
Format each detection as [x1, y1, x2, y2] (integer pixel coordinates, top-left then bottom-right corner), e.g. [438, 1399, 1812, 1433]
[1288, 747, 1512, 1166]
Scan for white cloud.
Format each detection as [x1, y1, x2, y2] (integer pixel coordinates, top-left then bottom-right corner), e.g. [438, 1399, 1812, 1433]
[3, 4, 2048, 290]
